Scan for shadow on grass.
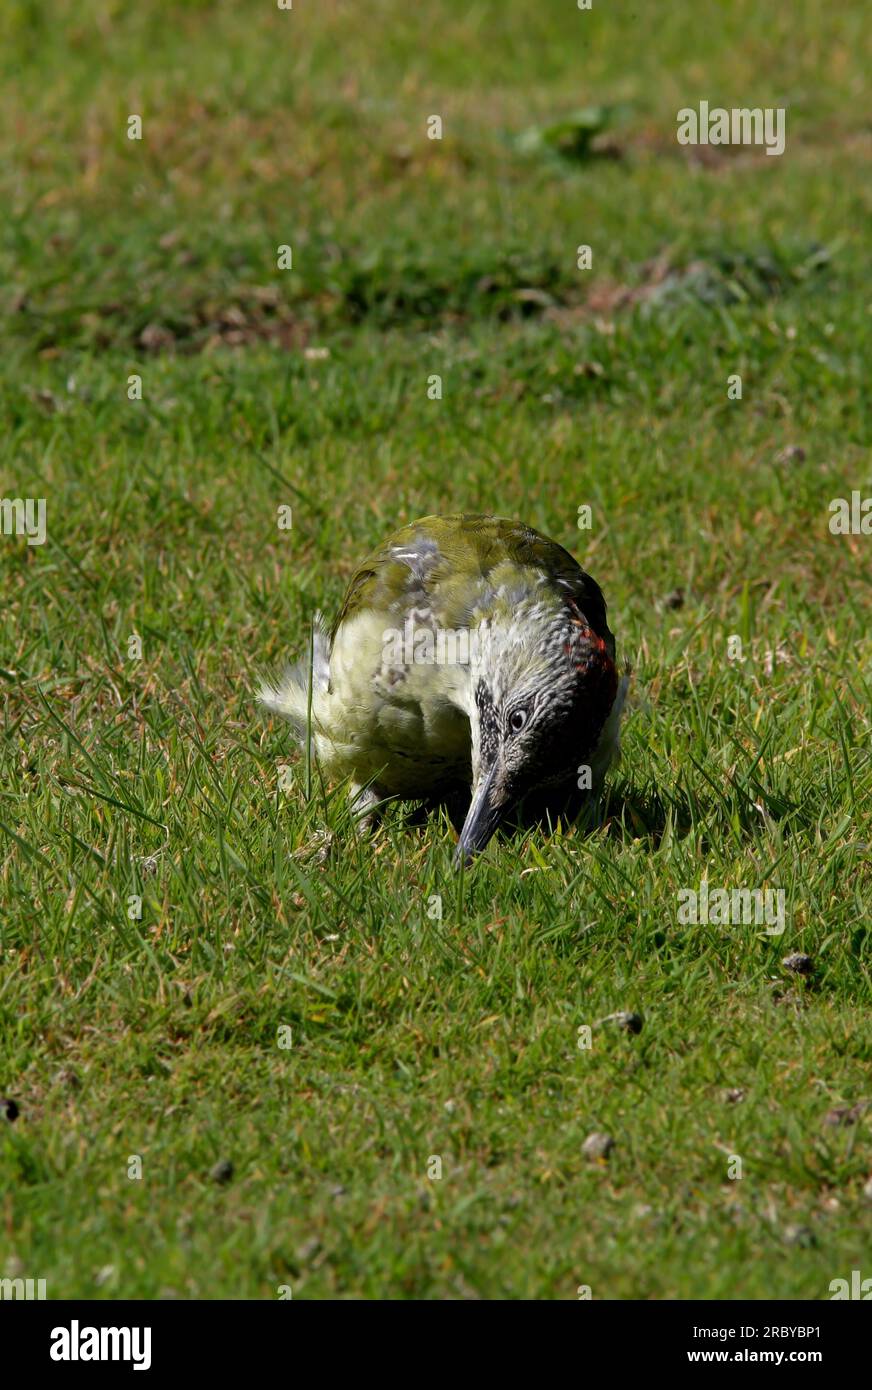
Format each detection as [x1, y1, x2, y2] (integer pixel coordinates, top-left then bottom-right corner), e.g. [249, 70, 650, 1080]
[399, 773, 807, 857]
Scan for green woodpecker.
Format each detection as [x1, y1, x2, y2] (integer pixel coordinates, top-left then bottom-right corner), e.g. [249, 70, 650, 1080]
[259, 514, 628, 864]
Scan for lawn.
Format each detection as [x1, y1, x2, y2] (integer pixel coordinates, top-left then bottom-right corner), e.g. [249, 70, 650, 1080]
[0, 0, 870, 1299]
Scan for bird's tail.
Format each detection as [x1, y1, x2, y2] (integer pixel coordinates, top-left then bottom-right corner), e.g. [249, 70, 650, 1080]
[257, 611, 331, 746]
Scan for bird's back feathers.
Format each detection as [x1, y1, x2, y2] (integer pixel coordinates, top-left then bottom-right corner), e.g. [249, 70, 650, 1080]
[333, 513, 614, 654]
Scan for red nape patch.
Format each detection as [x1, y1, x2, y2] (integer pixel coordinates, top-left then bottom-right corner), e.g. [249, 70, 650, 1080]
[562, 599, 618, 714]
[574, 623, 607, 653]
[567, 624, 617, 705]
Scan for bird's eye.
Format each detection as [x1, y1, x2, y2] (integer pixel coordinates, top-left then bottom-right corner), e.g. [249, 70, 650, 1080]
[508, 708, 528, 735]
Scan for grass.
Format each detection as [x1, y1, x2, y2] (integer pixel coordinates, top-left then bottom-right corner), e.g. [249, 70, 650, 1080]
[1, 0, 870, 1299]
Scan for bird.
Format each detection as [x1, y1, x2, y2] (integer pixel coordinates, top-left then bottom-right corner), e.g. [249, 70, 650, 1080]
[259, 513, 628, 865]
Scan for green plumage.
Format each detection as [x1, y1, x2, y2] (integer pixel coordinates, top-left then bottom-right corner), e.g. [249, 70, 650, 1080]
[333, 513, 611, 647]
[259, 513, 626, 861]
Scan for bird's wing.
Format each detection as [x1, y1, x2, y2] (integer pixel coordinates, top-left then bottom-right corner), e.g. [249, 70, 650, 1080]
[333, 513, 613, 652]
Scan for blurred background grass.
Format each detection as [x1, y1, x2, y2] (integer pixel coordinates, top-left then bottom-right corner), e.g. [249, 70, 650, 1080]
[2, 0, 870, 353]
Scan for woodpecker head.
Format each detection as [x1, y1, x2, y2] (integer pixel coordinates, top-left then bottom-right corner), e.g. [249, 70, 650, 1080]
[455, 599, 619, 865]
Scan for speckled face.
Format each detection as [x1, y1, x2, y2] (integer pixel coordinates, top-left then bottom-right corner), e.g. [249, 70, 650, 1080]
[474, 680, 500, 768]
[456, 598, 621, 863]
[473, 627, 618, 808]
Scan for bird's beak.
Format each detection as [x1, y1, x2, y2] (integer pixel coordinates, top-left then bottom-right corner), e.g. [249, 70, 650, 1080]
[453, 763, 505, 868]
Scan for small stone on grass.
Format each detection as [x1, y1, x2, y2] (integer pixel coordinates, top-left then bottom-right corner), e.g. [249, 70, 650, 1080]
[582, 1131, 615, 1161]
[782, 952, 814, 976]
